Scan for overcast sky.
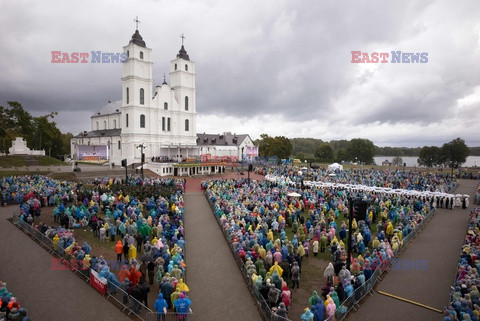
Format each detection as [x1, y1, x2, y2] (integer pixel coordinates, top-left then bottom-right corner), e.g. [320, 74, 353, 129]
[1, 0, 479, 147]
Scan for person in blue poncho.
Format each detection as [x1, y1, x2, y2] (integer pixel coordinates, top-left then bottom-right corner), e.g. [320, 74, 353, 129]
[154, 293, 168, 321]
[173, 292, 192, 318]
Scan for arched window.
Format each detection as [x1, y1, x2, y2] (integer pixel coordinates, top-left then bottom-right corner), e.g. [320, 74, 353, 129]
[167, 118, 171, 131]
[185, 96, 189, 111]
[185, 64, 188, 71]
[126, 87, 129, 104]
[175, 63, 177, 71]
[113, 119, 116, 129]
[127, 50, 129, 57]
[185, 119, 189, 131]
[162, 117, 165, 131]
[96, 122, 99, 130]
[164, 102, 168, 110]
[140, 88, 144, 105]
[103, 120, 107, 129]
[140, 51, 144, 59]
[140, 114, 145, 128]
[126, 114, 129, 127]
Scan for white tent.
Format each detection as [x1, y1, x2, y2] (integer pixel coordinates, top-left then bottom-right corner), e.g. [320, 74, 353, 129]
[328, 163, 343, 171]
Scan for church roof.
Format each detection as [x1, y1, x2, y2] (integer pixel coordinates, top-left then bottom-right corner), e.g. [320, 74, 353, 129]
[196, 133, 251, 146]
[176, 45, 190, 61]
[74, 129, 122, 138]
[130, 30, 146, 48]
[92, 100, 122, 117]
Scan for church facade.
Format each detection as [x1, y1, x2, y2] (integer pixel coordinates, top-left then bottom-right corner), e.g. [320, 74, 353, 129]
[71, 29, 198, 165]
[71, 27, 256, 175]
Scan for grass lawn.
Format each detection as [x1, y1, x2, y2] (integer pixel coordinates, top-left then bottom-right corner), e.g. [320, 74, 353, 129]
[0, 156, 26, 167]
[0, 156, 68, 168]
[33, 156, 68, 166]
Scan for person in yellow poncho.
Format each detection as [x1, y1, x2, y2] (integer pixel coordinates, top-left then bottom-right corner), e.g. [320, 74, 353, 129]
[53, 234, 59, 251]
[128, 243, 137, 259]
[269, 261, 283, 277]
[176, 278, 189, 293]
[267, 229, 274, 242]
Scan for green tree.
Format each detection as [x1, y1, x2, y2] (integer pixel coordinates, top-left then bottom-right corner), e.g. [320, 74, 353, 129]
[392, 156, 403, 167]
[315, 143, 334, 162]
[418, 146, 442, 167]
[442, 138, 470, 173]
[257, 134, 293, 160]
[335, 149, 348, 163]
[0, 101, 67, 157]
[346, 138, 375, 164]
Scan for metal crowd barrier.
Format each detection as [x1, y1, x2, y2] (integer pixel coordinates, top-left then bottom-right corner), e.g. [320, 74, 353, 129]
[12, 211, 153, 320]
[145, 311, 194, 321]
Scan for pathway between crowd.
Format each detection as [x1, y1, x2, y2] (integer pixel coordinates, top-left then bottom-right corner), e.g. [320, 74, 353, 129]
[351, 179, 477, 320]
[0, 207, 132, 321]
[183, 174, 263, 321]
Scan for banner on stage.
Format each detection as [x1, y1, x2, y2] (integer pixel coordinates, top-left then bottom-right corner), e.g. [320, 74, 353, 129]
[246, 146, 259, 157]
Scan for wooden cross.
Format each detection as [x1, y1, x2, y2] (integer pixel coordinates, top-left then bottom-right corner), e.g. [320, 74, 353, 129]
[180, 33, 185, 46]
[134, 16, 141, 30]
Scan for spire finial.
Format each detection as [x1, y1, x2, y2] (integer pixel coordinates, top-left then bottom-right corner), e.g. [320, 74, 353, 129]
[162, 73, 168, 85]
[180, 33, 185, 46]
[134, 16, 141, 31]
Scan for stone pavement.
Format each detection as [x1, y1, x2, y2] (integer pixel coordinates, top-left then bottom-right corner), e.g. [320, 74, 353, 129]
[351, 179, 477, 320]
[183, 191, 263, 321]
[0, 206, 132, 321]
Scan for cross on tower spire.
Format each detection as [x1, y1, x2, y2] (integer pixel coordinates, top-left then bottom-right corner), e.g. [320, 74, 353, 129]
[180, 33, 185, 46]
[133, 16, 141, 30]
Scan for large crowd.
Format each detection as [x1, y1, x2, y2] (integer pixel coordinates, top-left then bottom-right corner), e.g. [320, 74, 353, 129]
[5, 175, 192, 318]
[202, 167, 458, 320]
[264, 166, 458, 193]
[446, 208, 480, 321]
[0, 282, 31, 321]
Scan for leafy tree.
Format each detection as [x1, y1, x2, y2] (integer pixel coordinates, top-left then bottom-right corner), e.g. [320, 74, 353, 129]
[257, 134, 293, 160]
[418, 146, 442, 167]
[335, 149, 348, 163]
[442, 138, 470, 172]
[392, 156, 403, 167]
[346, 138, 375, 164]
[315, 143, 334, 162]
[0, 101, 69, 157]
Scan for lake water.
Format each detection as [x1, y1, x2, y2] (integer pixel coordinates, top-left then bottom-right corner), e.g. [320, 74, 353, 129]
[373, 156, 480, 168]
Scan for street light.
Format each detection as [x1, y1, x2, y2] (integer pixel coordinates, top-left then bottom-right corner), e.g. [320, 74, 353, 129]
[136, 143, 146, 179]
[298, 170, 304, 190]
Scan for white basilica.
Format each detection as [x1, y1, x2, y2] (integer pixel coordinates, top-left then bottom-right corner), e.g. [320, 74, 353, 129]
[71, 27, 256, 176]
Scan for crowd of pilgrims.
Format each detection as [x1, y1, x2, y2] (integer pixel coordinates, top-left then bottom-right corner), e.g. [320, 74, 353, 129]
[202, 167, 458, 320]
[263, 166, 458, 193]
[4, 175, 191, 317]
[446, 208, 480, 321]
[0, 282, 31, 321]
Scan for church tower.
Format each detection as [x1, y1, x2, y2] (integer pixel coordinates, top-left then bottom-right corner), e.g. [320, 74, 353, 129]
[121, 22, 153, 163]
[170, 37, 197, 145]
[121, 26, 153, 135]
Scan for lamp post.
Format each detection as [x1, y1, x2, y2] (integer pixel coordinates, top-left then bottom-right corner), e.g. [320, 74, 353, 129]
[137, 143, 146, 179]
[298, 170, 304, 190]
[346, 197, 354, 271]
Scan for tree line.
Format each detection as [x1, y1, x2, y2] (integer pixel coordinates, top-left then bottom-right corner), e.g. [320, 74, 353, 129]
[0, 101, 72, 157]
[256, 134, 473, 169]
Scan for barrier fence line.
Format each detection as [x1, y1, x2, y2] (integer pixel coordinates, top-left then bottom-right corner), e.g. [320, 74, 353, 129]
[11, 210, 155, 321]
[204, 186, 441, 321]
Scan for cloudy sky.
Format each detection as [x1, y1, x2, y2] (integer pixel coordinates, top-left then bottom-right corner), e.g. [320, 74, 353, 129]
[1, 0, 479, 147]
